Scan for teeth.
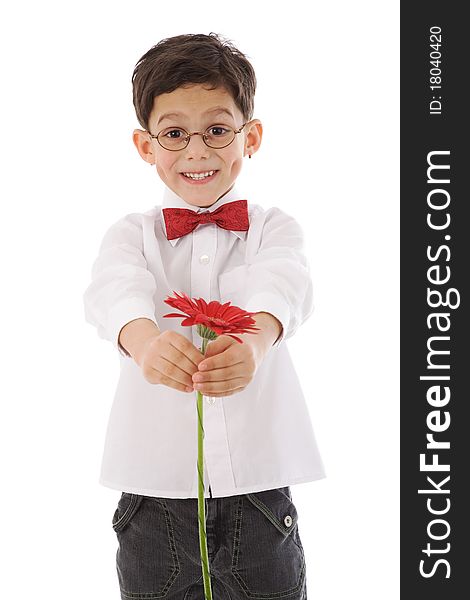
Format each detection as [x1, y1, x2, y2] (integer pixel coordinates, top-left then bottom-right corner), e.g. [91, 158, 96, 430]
[182, 170, 215, 180]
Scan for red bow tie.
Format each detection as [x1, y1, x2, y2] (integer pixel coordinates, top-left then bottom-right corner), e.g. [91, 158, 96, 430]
[162, 199, 249, 241]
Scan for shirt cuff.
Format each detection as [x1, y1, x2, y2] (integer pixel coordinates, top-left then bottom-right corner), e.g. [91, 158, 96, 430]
[244, 292, 290, 348]
[106, 297, 158, 357]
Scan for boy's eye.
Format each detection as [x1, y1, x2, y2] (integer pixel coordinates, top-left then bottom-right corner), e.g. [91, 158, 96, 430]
[208, 126, 229, 136]
[164, 128, 185, 139]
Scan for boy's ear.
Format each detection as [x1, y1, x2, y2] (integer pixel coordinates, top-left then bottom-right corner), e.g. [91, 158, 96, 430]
[133, 129, 155, 164]
[244, 119, 263, 158]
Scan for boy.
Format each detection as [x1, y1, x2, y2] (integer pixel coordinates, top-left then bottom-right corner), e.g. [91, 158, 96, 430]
[83, 32, 325, 600]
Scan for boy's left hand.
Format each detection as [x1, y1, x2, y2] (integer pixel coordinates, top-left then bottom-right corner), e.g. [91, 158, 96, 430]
[191, 334, 262, 398]
[191, 312, 282, 398]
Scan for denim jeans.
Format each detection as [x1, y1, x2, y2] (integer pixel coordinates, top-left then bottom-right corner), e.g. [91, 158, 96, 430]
[111, 486, 307, 599]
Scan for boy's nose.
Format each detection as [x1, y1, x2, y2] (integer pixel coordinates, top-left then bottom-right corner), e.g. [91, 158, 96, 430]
[184, 133, 210, 158]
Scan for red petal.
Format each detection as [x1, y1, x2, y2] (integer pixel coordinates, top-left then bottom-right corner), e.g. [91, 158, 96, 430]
[181, 317, 196, 326]
[227, 334, 243, 343]
[194, 314, 210, 325]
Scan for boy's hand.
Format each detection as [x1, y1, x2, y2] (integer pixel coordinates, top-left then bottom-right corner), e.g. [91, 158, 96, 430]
[136, 330, 205, 393]
[191, 312, 282, 398]
[191, 335, 259, 398]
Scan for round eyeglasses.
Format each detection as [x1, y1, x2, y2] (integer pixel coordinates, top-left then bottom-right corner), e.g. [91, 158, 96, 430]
[147, 122, 248, 151]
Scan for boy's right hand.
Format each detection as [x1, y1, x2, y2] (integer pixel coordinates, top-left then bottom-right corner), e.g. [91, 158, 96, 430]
[135, 330, 205, 393]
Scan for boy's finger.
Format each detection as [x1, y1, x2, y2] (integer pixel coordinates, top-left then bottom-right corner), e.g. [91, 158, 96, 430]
[154, 369, 194, 393]
[192, 364, 243, 383]
[194, 378, 246, 395]
[148, 357, 194, 390]
[159, 357, 194, 386]
[163, 344, 201, 377]
[203, 335, 235, 360]
[199, 348, 241, 372]
[161, 335, 204, 373]
[168, 333, 205, 368]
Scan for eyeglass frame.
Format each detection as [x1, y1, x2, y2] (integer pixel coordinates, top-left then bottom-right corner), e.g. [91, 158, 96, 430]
[146, 121, 249, 151]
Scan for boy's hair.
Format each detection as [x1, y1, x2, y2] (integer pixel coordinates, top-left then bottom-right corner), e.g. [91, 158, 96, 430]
[132, 33, 257, 131]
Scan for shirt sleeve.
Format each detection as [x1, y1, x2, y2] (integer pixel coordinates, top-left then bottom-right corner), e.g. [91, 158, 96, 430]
[83, 213, 159, 357]
[244, 207, 314, 348]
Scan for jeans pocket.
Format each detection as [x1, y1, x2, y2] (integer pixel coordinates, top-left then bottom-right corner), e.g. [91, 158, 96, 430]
[246, 486, 300, 538]
[231, 487, 306, 597]
[112, 492, 144, 533]
[112, 495, 181, 598]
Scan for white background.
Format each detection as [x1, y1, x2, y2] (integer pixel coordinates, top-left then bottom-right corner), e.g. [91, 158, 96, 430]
[0, 1, 399, 598]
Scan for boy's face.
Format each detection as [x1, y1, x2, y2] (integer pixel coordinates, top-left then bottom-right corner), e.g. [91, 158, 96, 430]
[133, 84, 262, 208]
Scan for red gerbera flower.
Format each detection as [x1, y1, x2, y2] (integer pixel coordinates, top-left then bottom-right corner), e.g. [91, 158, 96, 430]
[163, 290, 260, 343]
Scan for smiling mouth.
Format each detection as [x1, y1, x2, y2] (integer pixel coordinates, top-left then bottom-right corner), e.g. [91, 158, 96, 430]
[180, 170, 219, 182]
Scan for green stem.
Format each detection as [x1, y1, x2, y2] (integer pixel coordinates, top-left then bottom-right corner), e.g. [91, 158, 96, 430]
[198, 336, 213, 600]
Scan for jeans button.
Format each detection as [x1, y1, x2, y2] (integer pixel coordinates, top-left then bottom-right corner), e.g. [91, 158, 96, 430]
[284, 515, 293, 527]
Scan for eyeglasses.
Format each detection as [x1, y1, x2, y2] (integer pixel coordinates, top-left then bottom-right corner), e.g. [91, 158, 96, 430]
[147, 122, 248, 151]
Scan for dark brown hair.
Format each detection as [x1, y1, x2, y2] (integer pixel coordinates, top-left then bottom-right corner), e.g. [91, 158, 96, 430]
[132, 33, 257, 131]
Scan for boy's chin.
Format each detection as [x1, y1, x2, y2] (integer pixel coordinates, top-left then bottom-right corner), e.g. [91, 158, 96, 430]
[187, 197, 218, 208]
[173, 191, 217, 208]
[175, 186, 227, 207]
[165, 176, 234, 207]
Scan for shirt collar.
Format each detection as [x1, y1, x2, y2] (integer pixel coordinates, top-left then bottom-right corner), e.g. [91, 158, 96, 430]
[161, 184, 248, 246]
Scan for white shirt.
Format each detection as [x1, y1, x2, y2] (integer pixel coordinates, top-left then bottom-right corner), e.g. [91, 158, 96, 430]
[83, 183, 326, 498]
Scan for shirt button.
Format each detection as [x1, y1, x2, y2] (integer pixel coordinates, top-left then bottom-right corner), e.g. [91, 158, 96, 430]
[284, 515, 293, 527]
[206, 396, 216, 405]
[199, 254, 210, 265]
